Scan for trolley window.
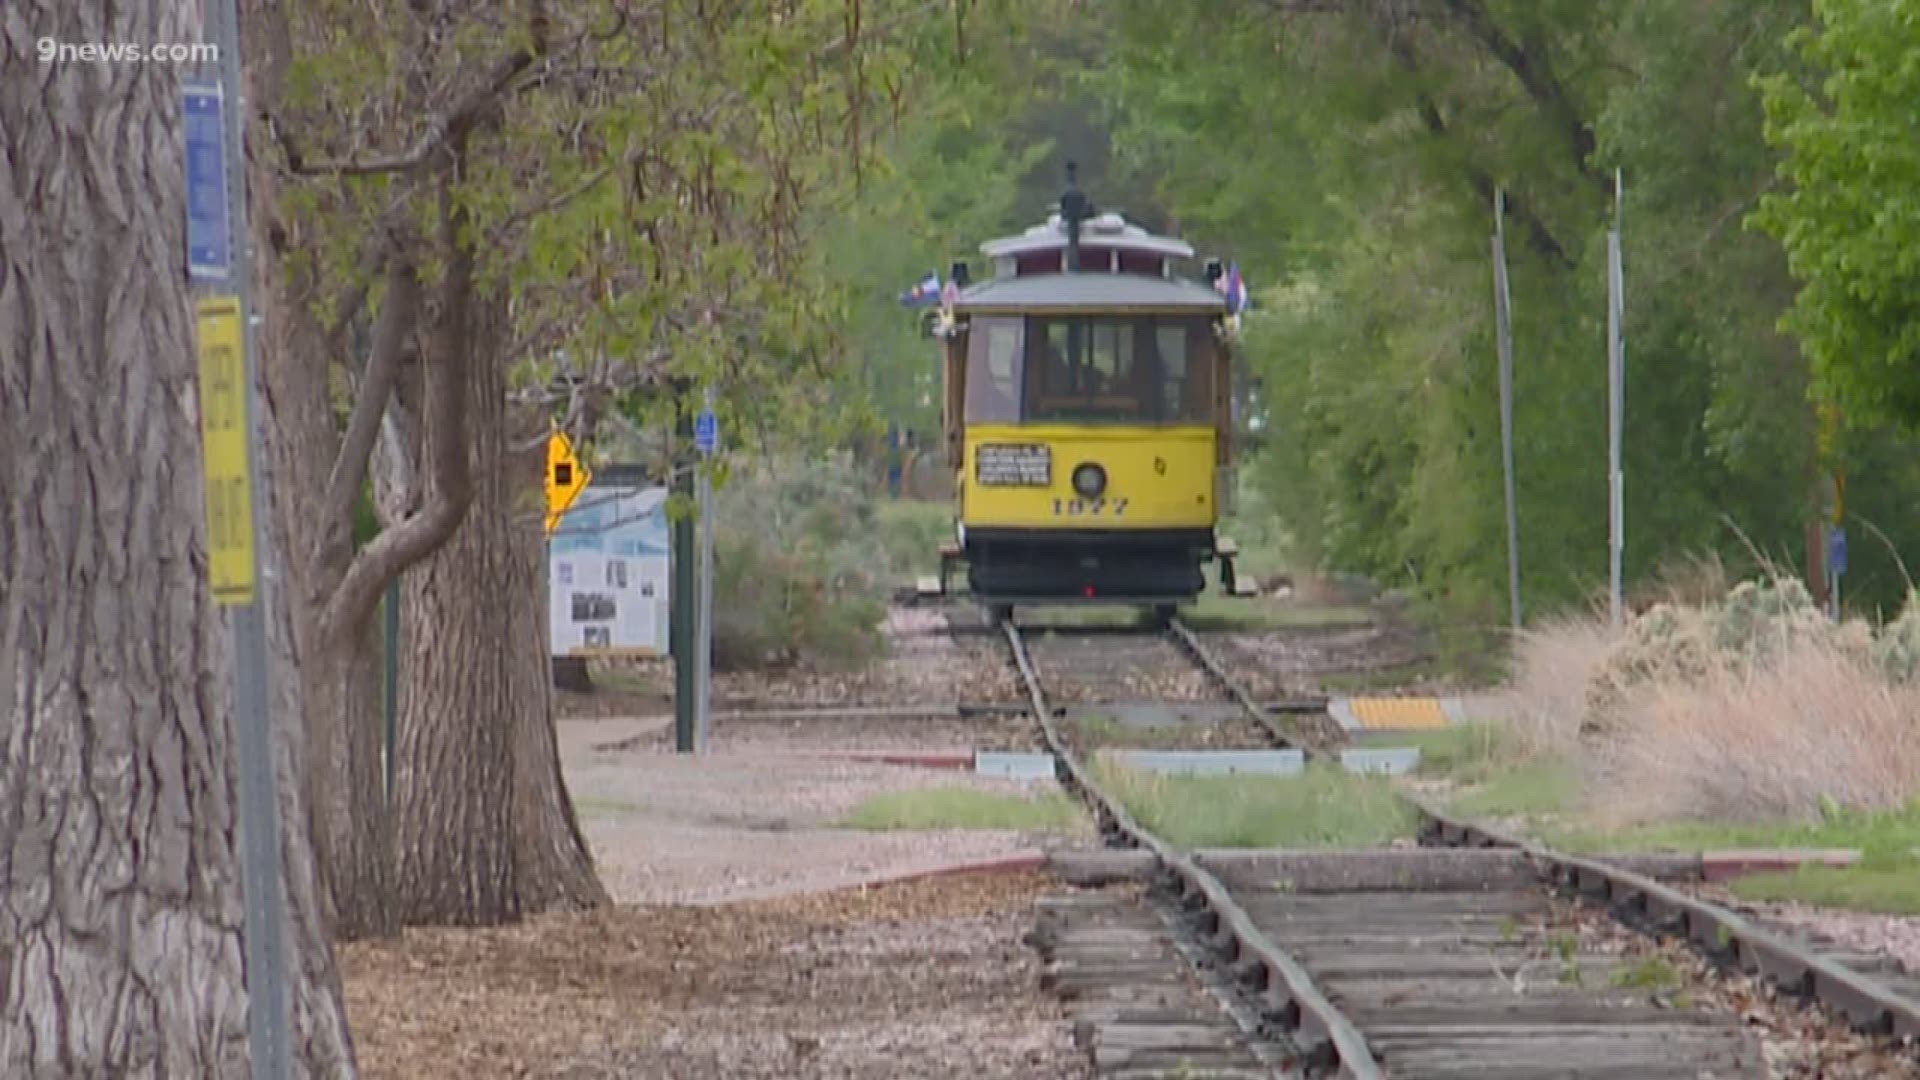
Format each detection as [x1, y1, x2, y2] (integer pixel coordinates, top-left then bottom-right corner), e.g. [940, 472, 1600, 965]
[965, 317, 1024, 423]
[1024, 316, 1214, 424]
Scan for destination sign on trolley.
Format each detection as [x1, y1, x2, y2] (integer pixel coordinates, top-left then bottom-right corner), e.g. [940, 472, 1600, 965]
[976, 444, 1052, 487]
[196, 296, 256, 605]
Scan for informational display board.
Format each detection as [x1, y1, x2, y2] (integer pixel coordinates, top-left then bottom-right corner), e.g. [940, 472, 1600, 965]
[548, 483, 671, 657]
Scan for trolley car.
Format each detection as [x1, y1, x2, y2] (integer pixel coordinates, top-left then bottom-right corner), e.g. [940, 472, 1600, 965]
[926, 167, 1252, 622]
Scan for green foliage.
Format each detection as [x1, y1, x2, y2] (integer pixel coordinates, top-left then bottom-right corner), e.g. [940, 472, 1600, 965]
[276, 0, 959, 495]
[711, 457, 888, 670]
[873, 500, 953, 581]
[1754, 0, 1920, 430]
[1068, 0, 1920, 623]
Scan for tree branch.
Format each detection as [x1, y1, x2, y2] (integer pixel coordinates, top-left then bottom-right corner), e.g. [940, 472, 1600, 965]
[287, 13, 549, 177]
[1385, 31, 1571, 265]
[320, 164, 477, 647]
[320, 257, 421, 564]
[1433, 0, 1604, 191]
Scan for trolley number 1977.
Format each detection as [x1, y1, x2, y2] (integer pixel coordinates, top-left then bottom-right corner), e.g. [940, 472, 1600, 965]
[1052, 497, 1127, 517]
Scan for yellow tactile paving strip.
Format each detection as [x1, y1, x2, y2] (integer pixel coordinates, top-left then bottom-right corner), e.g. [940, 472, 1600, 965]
[1346, 697, 1450, 730]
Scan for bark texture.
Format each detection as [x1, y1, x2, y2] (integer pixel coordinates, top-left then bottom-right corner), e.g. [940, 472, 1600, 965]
[242, 0, 403, 943]
[389, 296, 606, 925]
[0, 2, 353, 1072]
[252, 242, 398, 942]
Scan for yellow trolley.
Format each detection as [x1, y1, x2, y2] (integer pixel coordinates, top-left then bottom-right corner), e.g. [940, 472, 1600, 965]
[928, 168, 1250, 622]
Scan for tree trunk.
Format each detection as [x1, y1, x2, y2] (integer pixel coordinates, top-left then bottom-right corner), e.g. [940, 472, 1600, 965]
[247, 108, 399, 944]
[390, 296, 607, 925]
[0, 2, 354, 1071]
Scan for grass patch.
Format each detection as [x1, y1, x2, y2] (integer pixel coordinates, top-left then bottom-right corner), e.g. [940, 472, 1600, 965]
[1538, 799, 1920, 914]
[1549, 799, 1920, 859]
[1611, 955, 1683, 992]
[1447, 758, 1578, 820]
[1365, 722, 1510, 782]
[1092, 760, 1419, 848]
[1730, 863, 1920, 915]
[838, 787, 1083, 832]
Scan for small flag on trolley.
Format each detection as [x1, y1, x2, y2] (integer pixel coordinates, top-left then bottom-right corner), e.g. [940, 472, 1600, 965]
[897, 270, 942, 308]
[1215, 262, 1250, 315]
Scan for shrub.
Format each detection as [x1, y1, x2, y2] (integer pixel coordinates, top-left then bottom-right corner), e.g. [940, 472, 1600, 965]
[710, 457, 887, 670]
[1590, 638, 1920, 824]
[1509, 614, 1616, 758]
[1875, 589, 1920, 684]
[1503, 569, 1920, 827]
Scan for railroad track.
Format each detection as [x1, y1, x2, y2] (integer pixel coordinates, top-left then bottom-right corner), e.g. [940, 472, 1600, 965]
[1001, 613, 1920, 1078]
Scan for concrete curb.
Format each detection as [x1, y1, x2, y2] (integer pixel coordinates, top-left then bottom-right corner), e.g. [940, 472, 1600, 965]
[691, 850, 1053, 906]
[866, 850, 1051, 887]
[802, 749, 976, 770]
[1700, 848, 1861, 883]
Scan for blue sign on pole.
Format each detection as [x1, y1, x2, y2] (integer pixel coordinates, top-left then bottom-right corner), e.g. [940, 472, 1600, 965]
[694, 409, 718, 455]
[184, 81, 230, 282]
[1830, 526, 1848, 577]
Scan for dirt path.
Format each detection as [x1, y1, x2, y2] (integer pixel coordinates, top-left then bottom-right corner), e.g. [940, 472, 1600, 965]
[560, 716, 1088, 904]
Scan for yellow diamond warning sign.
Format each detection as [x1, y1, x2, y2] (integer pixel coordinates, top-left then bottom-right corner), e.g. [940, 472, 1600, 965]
[546, 431, 589, 534]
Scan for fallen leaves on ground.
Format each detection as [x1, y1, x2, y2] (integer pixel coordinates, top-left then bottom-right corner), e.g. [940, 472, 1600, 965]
[342, 871, 1088, 1080]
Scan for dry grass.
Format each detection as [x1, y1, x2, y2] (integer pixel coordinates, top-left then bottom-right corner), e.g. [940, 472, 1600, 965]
[1507, 614, 1615, 758]
[1590, 638, 1920, 825]
[1499, 572, 1920, 828]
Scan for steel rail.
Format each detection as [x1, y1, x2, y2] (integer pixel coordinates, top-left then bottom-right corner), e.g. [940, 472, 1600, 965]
[1165, 617, 1347, 754]
[1417, 798, 1920, 1041]
[1002, 620, 1383, 1078]
[1160, 614, 1920, 1050]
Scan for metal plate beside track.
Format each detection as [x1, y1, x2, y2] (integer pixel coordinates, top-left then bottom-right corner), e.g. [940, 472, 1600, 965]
[975, 443, 1051, 486]
[974, 751, 1058, 779]
[1102, 749, 1306, 777]
[1338, 746, 1423, 776]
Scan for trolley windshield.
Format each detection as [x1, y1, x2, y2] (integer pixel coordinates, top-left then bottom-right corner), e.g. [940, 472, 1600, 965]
[964, 315, 1215, 425]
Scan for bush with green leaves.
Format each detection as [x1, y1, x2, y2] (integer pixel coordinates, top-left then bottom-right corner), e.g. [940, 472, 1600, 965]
[710, 457, 887, 671]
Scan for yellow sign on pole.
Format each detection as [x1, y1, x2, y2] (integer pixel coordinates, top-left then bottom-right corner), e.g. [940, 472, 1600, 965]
[546, 431, 590, 534]
[196, 296, 256, 605]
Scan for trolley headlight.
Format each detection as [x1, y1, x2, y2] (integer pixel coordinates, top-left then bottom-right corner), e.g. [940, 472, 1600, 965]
[1071, 462, 1107, 499]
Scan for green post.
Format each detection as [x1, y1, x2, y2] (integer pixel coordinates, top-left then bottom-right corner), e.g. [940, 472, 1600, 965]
[671, 400, 696, 752]
[383, 576, 399, 801]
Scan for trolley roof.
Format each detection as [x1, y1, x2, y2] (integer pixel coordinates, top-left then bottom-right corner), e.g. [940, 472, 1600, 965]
[954, 271, 1227, 315]
[978, 211, 1195, 262]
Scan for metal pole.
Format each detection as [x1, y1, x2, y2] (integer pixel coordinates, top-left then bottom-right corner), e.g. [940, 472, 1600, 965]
[195, 3, 292, 1074]
[1607, 170, 1626, 630]
[693, 389, 716, 753]
[671, 401, 696, 753]
[1492, 189, 1522, 631]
